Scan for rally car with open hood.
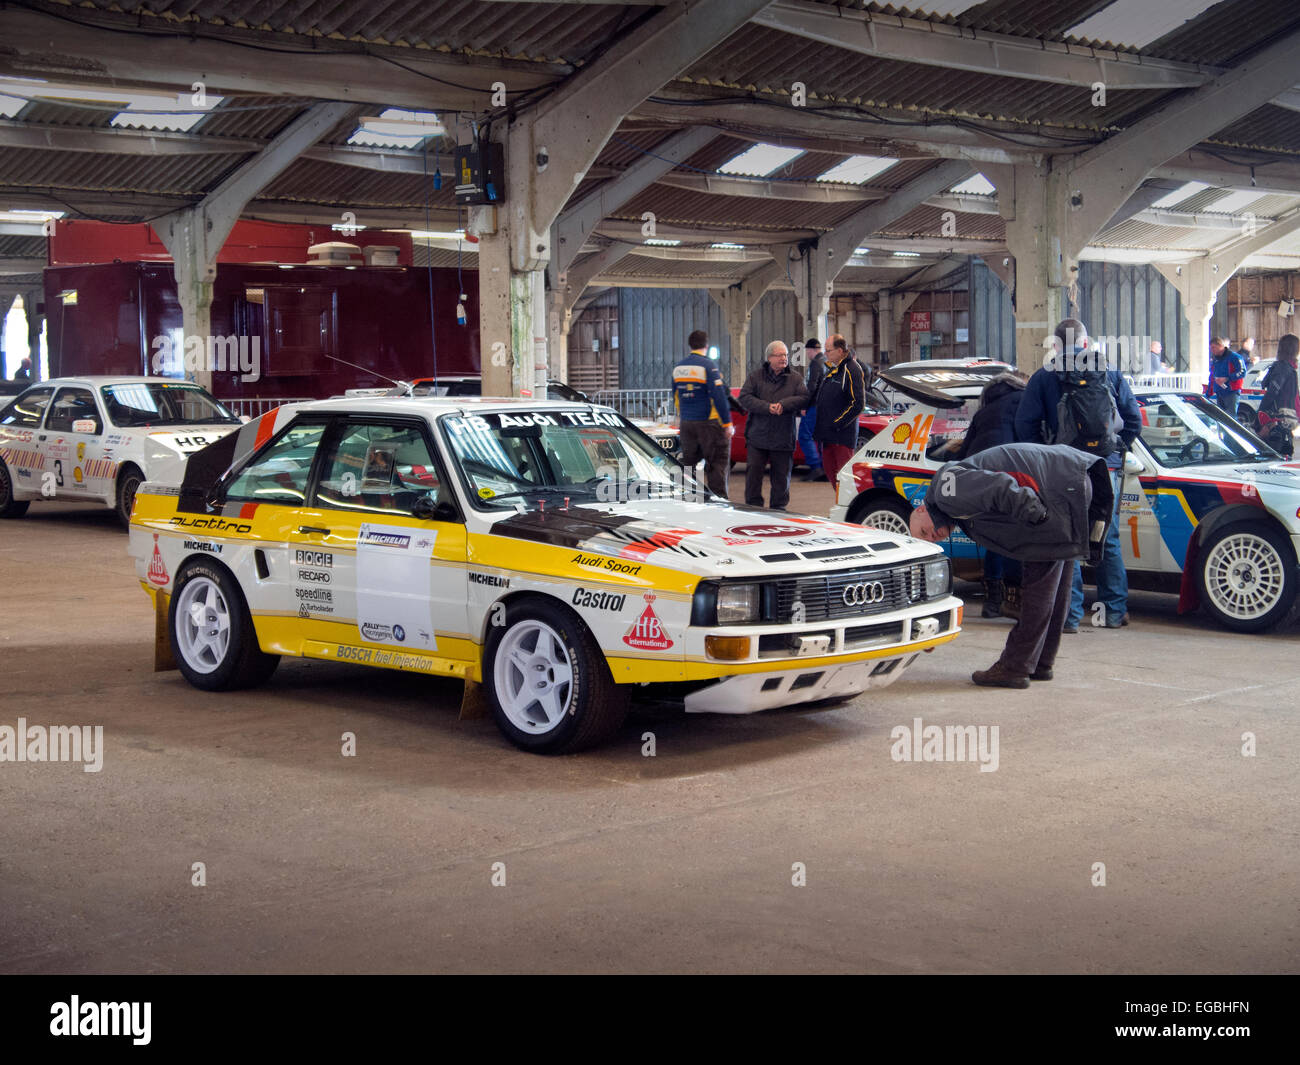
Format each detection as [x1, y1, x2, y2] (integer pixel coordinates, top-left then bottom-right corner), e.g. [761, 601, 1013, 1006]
[127, 395, 962, 754]
[0, 376, 242, 527]
[831, 366, 1300, 632]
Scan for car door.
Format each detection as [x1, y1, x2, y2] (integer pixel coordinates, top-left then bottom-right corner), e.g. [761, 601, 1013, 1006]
[218, 417, 332, 654]
[0, 386, 54, 498]
[307, 416, 471, 665]
[40, 386, 112, 503]
[1117, 444, 1164, 572]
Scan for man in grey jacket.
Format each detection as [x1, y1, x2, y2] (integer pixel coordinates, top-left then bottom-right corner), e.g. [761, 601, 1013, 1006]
[738, 340, 810, 510]
[909, 442, 1114, 689]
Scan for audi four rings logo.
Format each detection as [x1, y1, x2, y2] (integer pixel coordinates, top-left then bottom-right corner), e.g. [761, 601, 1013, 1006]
[842, 581, 887, 606]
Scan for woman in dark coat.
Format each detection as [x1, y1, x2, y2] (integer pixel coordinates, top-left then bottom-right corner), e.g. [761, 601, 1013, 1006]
[957, 372, 1027, 617]
[1257, 334, 1299, 458]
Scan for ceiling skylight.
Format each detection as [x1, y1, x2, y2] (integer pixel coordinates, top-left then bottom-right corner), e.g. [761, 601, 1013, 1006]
[1067, 0, 1218, 48]
[950, 173, 996, 196]
[1150, 181, 1208, 209]
[348, 109, 445, 149]
[0, 76, 222, 132]
[816, 155, 898, 184]
[1205, 189, 1265, 215]
[718, 144, 805, 177]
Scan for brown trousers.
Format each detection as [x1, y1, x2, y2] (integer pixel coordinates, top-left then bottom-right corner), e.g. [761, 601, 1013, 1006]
[996, 559, 1075, 675]
[680, 420, 730, 497]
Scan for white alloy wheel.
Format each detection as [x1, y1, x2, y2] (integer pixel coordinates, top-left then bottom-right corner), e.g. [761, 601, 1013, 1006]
[174, 575, 233, 674]
[493, 619, 575, 734]
[862, 506, 911, 536]
[1202, 530, 1287, 622]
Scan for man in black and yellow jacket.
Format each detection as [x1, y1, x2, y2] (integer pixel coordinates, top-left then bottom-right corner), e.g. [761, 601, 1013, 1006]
[672, 329, 734, 497]
[811, 334, 865, 484]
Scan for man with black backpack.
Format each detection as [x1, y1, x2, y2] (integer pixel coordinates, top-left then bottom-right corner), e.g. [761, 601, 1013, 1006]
[1015, 318, 1142, 631]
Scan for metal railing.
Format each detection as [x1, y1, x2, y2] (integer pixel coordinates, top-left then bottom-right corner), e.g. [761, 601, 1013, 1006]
[589, 388, 675, 422]
[1126, 373, 1202, 392]
[218, 396, 314, 419]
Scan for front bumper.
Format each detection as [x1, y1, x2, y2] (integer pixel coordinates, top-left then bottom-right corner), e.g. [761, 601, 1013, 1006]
[685, 651, 919, 713]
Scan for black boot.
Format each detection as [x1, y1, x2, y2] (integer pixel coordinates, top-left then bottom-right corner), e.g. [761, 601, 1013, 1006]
[1002, 581, 1022, 620]
[981, 579, 1004, 618]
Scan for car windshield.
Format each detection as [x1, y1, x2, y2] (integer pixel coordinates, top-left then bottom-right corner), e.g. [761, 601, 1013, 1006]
[441, 408, 705, 509]
[101, 383, 238, 427]
[1139, 394, 1273, 468]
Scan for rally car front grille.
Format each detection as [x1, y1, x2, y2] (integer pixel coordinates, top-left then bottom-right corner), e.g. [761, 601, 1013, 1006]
[772, 564, 924, 623]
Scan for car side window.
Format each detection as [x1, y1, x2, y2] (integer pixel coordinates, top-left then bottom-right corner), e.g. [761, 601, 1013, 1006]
[1, 387, 55, 428]
[316, 421, 446, 516]
[44, 388, 103, 434]
[224, 422, 327, 505]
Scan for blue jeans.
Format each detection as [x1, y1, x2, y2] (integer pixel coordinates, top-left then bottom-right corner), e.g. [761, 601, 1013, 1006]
[984, 550, 1022, 584]
[1068, 469, 1128, 626]
[798, 408, 820, 470]
[1216, 391, 1240, 419]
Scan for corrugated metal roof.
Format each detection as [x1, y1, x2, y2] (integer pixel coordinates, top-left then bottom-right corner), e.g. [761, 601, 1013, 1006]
[260, 157, 451, 209]
[0, 234, 46, 257]
[1091, 219, 1217, 251]
[613, 186, 862, 232]
[883, 204, 1007, 239]
[50, 0, 635, 65]
[0, 146, 235, 196]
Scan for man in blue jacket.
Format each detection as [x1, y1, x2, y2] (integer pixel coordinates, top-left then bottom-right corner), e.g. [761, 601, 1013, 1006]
[1015, 318, 1142, 631]
[673, 329, 733, 497]
[1208, 337, 1246, 418]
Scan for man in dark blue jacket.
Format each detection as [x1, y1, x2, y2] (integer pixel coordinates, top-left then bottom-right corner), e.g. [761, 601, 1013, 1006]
[812, 334, 865, 484]
[1015, 318, 1142, 631]
[672, 329, 733, 497]
[1208, 337, 1246, 418]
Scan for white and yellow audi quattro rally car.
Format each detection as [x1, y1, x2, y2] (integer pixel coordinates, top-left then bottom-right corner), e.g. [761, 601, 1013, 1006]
[0, 377, 242, 527]
[128, 396, 961, 753]
[832, 366, 1300, 633]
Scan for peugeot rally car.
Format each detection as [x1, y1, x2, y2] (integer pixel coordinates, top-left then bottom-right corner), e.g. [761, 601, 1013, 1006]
[831, 367, 1300, 632]
[128, 396, 961, 754]
[0, 377, 242, 527]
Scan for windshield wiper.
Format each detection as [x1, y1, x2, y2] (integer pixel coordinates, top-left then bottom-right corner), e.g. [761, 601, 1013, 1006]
[483, 485, 603, 505]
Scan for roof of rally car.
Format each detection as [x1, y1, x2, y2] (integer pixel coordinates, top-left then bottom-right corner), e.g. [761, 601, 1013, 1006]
[20, 375, 216, 387]
[281, 395, 620, 418]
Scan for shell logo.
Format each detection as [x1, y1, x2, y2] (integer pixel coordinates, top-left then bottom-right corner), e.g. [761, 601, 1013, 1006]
[892, 414, 935, 451]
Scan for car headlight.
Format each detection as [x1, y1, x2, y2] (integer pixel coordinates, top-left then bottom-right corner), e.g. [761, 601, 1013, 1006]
[924, 557, 951, 599]
[716, 583, 760, 623]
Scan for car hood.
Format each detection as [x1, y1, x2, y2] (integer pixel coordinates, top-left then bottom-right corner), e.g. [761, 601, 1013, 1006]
[140, 424, 241, 486]
[1171, 459, 1300, 491]
[483, 497, 936, 577]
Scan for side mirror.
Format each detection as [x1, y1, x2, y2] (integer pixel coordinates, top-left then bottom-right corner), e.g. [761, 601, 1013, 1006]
[1123, 452, 1144, 475]
[413, 495, 459, 522]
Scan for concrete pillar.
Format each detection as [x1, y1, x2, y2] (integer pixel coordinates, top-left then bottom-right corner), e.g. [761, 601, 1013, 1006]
[1157, 261, 1221, 381]
[476, 225, 513, 397]
[546, 286, 571, 384]
[161, 211, 215, 391]
[1001, 163, 1070, 374]
[876, 288, 893, 364]
[711, 288, 753, 387]
[23, 290, 43, 377]
[790, 247, 832, 345]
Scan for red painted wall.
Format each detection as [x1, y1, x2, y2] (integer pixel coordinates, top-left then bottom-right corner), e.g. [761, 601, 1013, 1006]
[45, 261, 480, 401]
[48, 219, 415, 267]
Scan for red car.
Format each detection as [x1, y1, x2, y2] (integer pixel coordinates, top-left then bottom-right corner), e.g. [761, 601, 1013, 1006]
[728, 387, 893, 467]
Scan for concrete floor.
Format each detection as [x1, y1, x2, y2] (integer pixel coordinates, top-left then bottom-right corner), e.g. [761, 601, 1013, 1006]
[1, 480, 1297, 974]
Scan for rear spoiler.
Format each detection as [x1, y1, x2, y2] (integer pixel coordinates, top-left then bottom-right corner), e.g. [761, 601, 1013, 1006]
[877, 368, 968, 410]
